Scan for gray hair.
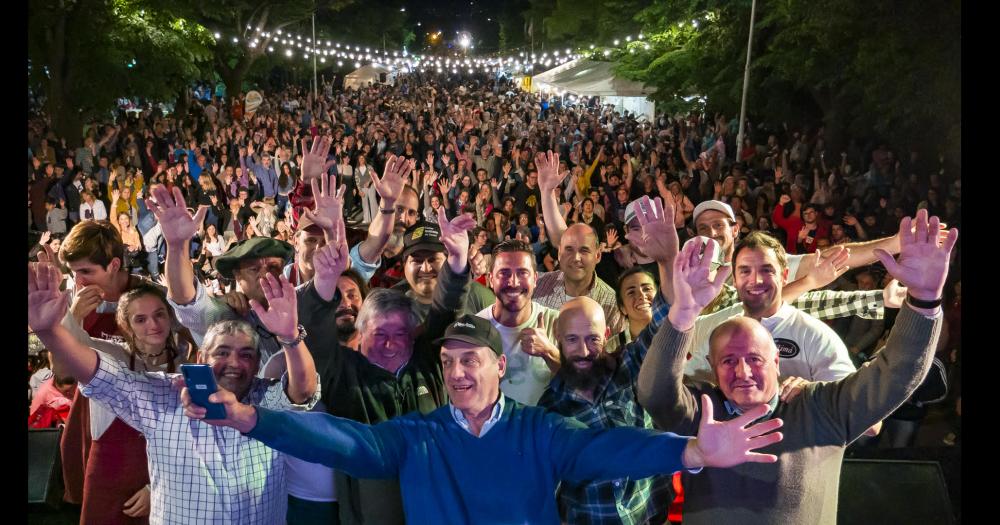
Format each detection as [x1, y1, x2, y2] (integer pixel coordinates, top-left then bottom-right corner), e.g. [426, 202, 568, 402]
[355, 288, 420, 335]
[200, 320, 260, 359]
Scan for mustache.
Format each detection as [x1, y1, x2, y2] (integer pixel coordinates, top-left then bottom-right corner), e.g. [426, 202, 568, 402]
[335, 306, 359, 317]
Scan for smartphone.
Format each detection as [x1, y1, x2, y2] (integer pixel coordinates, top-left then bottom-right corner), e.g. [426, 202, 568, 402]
[180, 364, 227, 420]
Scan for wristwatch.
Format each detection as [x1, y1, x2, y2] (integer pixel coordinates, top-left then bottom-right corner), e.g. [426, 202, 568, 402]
[276, 324, 308, 347]
[906, 294, 942, 309]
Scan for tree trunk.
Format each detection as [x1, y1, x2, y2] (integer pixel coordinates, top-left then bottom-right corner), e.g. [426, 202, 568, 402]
[174, 86, 190, 120]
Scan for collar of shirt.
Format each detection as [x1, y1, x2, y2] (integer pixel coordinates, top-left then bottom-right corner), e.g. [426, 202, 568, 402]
[723, 393, 779, 422]
[450, 395, 505, 437]
[759, 302, 795, 332]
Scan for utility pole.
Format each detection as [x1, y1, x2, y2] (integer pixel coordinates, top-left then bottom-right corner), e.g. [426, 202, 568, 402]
[735, 0, 757, 163]
[311, 13, 318, 101]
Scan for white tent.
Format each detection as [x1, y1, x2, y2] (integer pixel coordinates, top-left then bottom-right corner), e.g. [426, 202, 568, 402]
[343, 64, 394, 90]
[531, 58, 656, 121]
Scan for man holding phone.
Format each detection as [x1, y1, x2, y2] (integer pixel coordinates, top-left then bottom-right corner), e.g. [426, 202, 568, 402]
[29, 253, 326, 523]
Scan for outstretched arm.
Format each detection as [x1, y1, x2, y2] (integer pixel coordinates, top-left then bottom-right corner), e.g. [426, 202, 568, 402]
[536, 150, 569, 247]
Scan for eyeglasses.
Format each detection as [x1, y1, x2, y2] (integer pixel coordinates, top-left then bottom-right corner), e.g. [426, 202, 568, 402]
[238, 262, 284, 276]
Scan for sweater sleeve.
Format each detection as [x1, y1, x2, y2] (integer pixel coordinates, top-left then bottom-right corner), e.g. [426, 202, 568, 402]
[637, 319, 702, 435]
[247, 406, 404, 479]
[547, 411, 689, 483]
[416, 261, 471, 359]
[806, 305, 942, 444]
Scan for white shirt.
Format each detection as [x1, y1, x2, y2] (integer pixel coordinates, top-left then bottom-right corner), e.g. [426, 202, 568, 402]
[79, 200, 108, 221]
[686, 302, 856, 384]
[476, 302, 559, 406]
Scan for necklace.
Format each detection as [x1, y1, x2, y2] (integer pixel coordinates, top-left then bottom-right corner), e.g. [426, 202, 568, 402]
[137, 347, 167, 360]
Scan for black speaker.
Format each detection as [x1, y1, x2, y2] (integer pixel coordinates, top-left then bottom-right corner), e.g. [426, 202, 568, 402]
[28, 428, 64, 506]
[838, 458, 954, 525]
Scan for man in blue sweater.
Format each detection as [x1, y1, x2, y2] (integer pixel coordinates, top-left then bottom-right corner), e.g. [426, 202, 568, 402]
[183, 316, 786, 524]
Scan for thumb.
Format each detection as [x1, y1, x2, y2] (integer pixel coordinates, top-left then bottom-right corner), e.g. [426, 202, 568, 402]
[193, 205, 209, 226]
[536, 313, 546, 329]
[699, 394, 714, 428]
[872, 249, 900, 277]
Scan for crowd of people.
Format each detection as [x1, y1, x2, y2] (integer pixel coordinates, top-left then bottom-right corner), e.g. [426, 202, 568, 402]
[27, 71, 961, 524]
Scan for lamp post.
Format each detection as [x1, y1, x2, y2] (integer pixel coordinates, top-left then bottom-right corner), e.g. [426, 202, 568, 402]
[311, 13, 318, 101]
[735, 0, 757, 163]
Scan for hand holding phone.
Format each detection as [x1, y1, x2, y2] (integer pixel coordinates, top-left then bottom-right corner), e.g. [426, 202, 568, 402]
[180, 364, 227, 419]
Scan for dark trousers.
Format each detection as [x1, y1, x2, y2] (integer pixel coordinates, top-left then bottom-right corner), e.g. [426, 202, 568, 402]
[287, 495, 339, 525]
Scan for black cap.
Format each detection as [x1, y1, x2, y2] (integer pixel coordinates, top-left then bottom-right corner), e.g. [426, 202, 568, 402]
[402, 222, 445, 260]
[433, 314, 503, 356]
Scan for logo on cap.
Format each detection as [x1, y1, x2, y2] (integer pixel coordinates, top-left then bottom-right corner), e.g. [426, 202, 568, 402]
[453, 322, 476, 329]
[411, 227, 425, 240]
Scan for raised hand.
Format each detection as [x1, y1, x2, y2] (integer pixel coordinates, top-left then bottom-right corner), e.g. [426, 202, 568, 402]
[145, 185, 208, 246]
[605, 228, 620, 250]
[438, 206, 478, 273]
[28, 263, 70, 332]
[312, 225, 350, 302]
[372, 155, 410, 206]
[535, 150, 566, 193]
[249, 273, 298, 341]
[874, 209, 958, 302]
[682, 395, 784, 469]
[300, 136, 336, 181]
[303, 172, 346, 236]
[668, 237, 732, 331]
[625, 195, 679, 264]
[178, 377, 258, 433]
[39, 231, 51, 246]
[807, 246, 850, 289]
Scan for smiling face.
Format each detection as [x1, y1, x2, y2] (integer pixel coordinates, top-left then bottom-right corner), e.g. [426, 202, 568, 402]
[441, 340, 505, 416]
[619, 271, 656, 325]
[359, 310, 415, 371]
[558, 224, 600, 287]
[335, 275, 363, 337]
[489, 251, 537, 316]
[122, 294, 172, 352]
[734, 247, 788, 320]
[695, 210, 739, 261]
[404, 250, 446, 302]
[557, 298, 614, 392]
[203, 333, 260, 400]
[710, 319, 780, 411]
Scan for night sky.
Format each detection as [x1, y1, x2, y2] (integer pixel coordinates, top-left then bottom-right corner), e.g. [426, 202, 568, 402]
[402, 0, 503, 52]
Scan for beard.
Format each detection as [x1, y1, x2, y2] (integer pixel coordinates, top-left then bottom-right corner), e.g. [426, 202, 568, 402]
[559, 351, 617, 393]
[335, 305, 359, 338]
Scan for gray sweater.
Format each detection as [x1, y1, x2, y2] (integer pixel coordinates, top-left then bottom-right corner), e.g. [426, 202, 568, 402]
[637, 305, 941, 525]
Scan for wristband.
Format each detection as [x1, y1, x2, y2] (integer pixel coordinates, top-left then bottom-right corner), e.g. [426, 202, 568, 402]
[906, 294, 942, 309]
[276, 324, 308, 347]
[380, 207, 395, 214]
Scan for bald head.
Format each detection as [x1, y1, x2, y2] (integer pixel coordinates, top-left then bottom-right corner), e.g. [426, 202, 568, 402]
[708, 317, 780, 411]
[557, 296, 606, 337]
[560, 223, 599, 251]
[708, 317, 777, 363]
[558, 224, 601, 287]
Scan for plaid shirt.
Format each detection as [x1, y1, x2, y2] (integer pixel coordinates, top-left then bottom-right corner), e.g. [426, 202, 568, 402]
[704, 284, 884, 320]
[534, 271, 627, 335]
[538, 294, 674, 525]
[80, 350, 319, 524]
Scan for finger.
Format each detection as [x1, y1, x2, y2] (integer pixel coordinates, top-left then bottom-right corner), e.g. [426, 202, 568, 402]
[172, 375, 187, 391]
[743, 451, 780, 464]
[28, 263, 38, 292]
[873, 249, 900, 277]
[898, 216, 914, 247]
[699, 394, 714, 427]
[747, 430, 784, 449]
[437, 205, 447, 225]
[914, 208, 929, 244]
[699, 239, 719, 271]
[249, 298, 266, 319]
[170, 186, 186, 207]
[192, 205, 209, 226]
[635, 196, 652, 226]
[732, 403, 770, 427]
[335, 183, 347, 201]
[940, 228, 959, 254]
[744, 416, 784, 437]
[265, 272, 282, 298]
[711, 264, 732, 287]
[536, 313, 545, 329]
[310, 177, 321, 199]
[123, 490, 141, 507]
[301, 138, 309, 158]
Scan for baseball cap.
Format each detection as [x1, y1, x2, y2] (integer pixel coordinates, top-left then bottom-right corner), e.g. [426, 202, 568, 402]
[402, 222, 445, 260]
[692, 200, 736, 223]
[433, 314, 503, 356]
